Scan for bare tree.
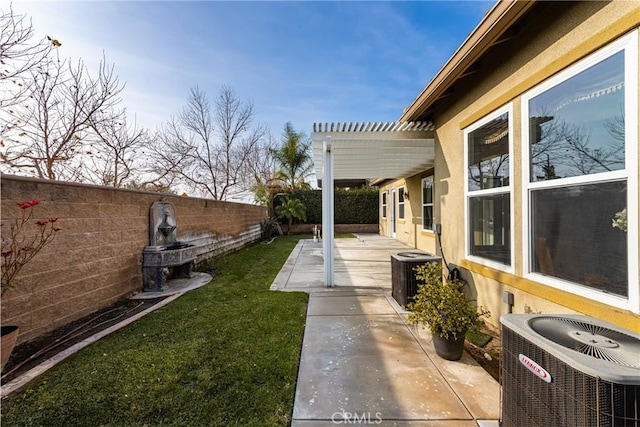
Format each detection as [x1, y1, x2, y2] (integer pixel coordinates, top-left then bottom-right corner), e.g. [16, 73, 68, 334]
[0, 4, 55, 108]
[604, 107, 624, 143]
[530, 108, 625, 180]
[1, 53, 124, 180]
[243, 131, 279, 199]
[152, 85, 267, 200]
[563, 125, 624, 175]
[468, 153, 509, 188]
[86, 111, 150, 187]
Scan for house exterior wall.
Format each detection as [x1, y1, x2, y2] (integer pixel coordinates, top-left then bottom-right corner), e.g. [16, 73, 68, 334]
[1, 175, 267, 343]
[438, 1, 639, 332]
[381, 1, 640, 332]
[379, 180, 408, 244]
[379, 176, 437, 255]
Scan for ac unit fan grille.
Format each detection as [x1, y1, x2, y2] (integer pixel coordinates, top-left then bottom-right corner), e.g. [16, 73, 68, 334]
[501, 325, 640, 427]
[528, 316, 640, 368]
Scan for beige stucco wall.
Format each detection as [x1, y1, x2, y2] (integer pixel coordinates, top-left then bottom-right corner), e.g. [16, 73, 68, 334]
[380, 1, 640, 332]
[378, 175, 437, 255]
[433, 1, 640, 332]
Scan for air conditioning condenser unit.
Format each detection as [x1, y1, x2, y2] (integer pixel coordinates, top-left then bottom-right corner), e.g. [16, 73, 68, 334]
[390, 251, 441, 307]
[501, 314, 640, 427]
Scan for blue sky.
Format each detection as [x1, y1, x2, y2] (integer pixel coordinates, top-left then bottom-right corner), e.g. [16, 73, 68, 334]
[9, 1, 493, 137]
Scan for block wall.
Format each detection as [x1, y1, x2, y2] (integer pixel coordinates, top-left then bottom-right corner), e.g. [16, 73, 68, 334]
[0, 175, 266, 343]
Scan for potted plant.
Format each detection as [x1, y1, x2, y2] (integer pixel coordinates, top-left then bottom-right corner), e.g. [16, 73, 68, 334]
[407, 262, 489, 361]
[1, 199, 61, 371]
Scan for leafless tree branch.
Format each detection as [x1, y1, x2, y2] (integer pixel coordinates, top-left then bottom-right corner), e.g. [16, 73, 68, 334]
[0, 4, 55, 108]
[1, 51, 124, 180]
[152, 85, 268, 200]
[87, 111, 149, 187]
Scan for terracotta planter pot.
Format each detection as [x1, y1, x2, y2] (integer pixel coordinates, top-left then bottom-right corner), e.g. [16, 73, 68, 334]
[432, 331, 466, 361]
[1, 325, 20, 372]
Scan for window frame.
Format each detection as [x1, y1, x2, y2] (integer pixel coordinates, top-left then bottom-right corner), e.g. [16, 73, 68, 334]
[397, 187, 405, 221]
[381, 191, 387, 219]
[521, 30, 639, 312]
[464, 104, 514, 272]
[421, 176, 434, 232]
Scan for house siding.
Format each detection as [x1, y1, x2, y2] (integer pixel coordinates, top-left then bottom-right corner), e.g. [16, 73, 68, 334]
[379, 176, 437, 254]
[381, 1, 640, 332]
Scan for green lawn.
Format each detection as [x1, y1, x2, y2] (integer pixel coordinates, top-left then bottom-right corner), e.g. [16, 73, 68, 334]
[1, 236, 308, 427]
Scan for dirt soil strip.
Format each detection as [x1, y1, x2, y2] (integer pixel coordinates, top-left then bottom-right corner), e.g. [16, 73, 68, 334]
[1, 293, 183, 398]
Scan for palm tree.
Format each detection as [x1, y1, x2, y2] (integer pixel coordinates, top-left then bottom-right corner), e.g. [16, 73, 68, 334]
[271, 122, 314, 191]
[275, 197, 307, 235]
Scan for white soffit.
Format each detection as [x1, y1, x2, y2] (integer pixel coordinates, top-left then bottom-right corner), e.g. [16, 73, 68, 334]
[311, 121, 435, 181]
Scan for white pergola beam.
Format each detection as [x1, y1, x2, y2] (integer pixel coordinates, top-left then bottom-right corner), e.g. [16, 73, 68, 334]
[311, 121, 435, 288]
[311, 122, 435, 181]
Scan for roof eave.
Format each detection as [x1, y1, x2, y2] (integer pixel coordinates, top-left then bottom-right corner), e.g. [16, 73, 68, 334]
[399, 0, 536, 122]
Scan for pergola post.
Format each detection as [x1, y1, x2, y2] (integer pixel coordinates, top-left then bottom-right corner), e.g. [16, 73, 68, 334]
[322, 136, 334, 287]
[311, 122, 435, 289]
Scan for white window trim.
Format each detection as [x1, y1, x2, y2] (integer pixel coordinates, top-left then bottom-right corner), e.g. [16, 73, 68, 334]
[398, 186, 405, 220]
[421, 176, 434, 232]
[381, 191, 387, 218]
[521, 30, 639, 312]
[464, 103, 515, 272]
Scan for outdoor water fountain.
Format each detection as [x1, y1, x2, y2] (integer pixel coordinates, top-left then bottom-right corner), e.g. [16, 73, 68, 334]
[142, 199, 197, 292]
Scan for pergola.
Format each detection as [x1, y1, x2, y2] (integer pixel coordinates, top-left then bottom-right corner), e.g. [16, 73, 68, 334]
[310, 121, 435, 286]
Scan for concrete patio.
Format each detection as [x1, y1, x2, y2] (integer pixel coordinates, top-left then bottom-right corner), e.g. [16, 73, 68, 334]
[271, 234, 500, 426]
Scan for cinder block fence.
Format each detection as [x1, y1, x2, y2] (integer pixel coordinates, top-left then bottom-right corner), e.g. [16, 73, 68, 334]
[0, 175, 267, 344]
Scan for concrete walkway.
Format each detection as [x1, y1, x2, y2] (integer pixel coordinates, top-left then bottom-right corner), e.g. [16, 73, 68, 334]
[271, 234, 500, 427]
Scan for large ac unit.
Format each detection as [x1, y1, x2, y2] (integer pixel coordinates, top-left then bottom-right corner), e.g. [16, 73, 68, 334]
[390, 251, 441, 307]
[500, 314, 640, 427]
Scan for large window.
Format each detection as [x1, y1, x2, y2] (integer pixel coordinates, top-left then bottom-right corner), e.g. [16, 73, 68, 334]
[465, 106, 512, 268]
[381, 191, 387, 218]
[523, 31, 638, 306]
[422, 177, 434, 231]
[398, 187, 405, 220]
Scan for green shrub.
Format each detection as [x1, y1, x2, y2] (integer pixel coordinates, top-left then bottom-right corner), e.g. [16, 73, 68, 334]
[290, 187, 378, 224]
[276, 197, 307, 234]
[407, 263, 489, 340]
[288, 190, 321, 223]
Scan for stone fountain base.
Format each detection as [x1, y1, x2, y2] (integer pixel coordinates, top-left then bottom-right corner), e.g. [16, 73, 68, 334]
[142, 243, 197, 292]
[133, 272, 211, 299]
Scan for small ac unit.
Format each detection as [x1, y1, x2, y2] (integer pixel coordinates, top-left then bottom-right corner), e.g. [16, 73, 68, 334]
[500, 314, 640, 427]
[390, 251, 441, 307]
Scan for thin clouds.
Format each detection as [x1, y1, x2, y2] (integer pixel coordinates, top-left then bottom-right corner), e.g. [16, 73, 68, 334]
[6, 1, 492, 133]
